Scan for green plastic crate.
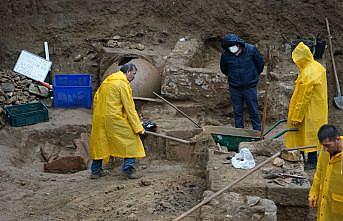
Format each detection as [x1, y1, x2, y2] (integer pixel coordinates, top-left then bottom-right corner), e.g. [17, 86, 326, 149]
[5, 102, 49, 127]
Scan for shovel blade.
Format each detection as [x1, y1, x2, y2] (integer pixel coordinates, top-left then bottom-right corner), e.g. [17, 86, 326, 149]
[334, 96, 343, 110]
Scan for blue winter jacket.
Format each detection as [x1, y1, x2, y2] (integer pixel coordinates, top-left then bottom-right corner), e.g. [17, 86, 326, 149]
[220, 34, 264, 89]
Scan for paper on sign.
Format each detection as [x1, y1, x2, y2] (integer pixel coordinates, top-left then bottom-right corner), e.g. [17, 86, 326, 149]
[13, 50, 52, 82]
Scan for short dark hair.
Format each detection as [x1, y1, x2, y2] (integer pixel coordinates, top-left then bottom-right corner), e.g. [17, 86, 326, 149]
[120, 63, 137, 73]
[317, 124, 340, 143]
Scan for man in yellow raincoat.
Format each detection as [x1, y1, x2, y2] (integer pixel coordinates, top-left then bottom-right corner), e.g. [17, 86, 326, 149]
[89, 63, 145, 179]
[309, 124, 343, 221]
[285, 42, 328, 169]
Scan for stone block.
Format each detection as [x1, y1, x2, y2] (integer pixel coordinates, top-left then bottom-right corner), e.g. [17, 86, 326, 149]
[44, 156, 87, 173]
[161, 67, 227, 103]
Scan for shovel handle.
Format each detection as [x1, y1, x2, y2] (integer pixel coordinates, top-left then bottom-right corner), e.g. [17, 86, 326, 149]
[325, 17, 342, 96]
[144, 131, 193, 144]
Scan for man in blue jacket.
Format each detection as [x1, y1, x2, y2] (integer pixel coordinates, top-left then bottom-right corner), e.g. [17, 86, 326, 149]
[220, 34, 264, 131]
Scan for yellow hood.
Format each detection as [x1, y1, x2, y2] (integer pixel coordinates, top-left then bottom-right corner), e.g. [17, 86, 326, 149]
[292, 42, 314, 71]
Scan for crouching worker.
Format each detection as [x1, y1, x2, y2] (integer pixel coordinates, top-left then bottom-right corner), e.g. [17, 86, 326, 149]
[309, 124, 343, 221]
[89, 63, 145, 179]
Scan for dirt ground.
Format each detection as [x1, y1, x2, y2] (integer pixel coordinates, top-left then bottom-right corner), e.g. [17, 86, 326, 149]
[0, 110, 206, 221]
[1, 1, 343, 220]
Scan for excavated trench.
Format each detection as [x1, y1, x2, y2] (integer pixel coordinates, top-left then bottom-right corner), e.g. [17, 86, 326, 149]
[0, 38, 316, 220]
[0, 117, 207, 220]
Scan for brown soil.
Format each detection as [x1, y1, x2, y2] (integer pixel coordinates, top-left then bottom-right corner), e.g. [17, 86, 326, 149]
[1, 1, 343, 220]
[0, 110, 206, 221]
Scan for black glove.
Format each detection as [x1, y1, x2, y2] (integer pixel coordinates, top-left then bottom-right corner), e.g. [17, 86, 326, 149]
[142, 120, 157, 132]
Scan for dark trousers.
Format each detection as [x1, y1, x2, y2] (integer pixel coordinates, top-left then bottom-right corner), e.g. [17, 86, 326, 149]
[302, 151, 317, 165]
[230, 87, 261, 131]
[91, 158, 136, 174]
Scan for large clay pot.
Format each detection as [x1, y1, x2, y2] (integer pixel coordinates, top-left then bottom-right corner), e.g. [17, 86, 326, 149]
[103, 58, 161, 97]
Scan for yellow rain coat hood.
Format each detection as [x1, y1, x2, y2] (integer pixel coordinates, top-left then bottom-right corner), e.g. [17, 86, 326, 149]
[309, 137, 343, 221]
[285, 42, 328, 152]
[90, 71, 145, 160]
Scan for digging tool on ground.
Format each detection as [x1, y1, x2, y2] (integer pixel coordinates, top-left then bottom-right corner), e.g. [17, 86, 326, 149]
[144, 131, 193, 144]
[152, 92, 202, 128]
[325, 17, 343, 110]
[172, 145, 316, 221]
[133, 97, 162, 103]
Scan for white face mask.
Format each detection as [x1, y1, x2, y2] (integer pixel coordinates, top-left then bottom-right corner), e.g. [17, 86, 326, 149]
[228, 45, 239, 54]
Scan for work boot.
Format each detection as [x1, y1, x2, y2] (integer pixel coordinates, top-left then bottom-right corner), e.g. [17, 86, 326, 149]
[123, 167, 141, 179]
[89, 169, 109, 179]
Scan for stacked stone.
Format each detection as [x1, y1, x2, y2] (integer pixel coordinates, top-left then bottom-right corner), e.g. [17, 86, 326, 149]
[0, 70, 51, 128]
[0, 70, 40, 105]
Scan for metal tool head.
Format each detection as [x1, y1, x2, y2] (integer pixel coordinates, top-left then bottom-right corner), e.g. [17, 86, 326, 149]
[334, 96, 343, 110]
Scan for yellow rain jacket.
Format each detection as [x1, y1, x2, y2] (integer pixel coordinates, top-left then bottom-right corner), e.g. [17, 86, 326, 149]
[285, 42, 328, 152]
[90, 71, 145, 160]
[309, 137, 343, 221]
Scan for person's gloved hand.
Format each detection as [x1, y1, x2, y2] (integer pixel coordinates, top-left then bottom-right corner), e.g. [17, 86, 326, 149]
[290, 120, 301, 128]
[142, 120, 157, 132]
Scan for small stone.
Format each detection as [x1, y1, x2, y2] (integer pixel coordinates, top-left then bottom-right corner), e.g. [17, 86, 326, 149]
[195, 79, 204, 86]
[115, 185, 125, 190]
[281, 150, 302, 162]
[250, 205, 265, 213]
[112, 35, 121, 40]
[1, 83, 15, 92]
[107, 40, 118, 48]
[260, 199, 277, 213]
[272, 157, 285, 167]
[247, 196, 260, 207]
[140, 179, 152, 186]
[135, 43, 145, 51]
[74, 54, 82, 62]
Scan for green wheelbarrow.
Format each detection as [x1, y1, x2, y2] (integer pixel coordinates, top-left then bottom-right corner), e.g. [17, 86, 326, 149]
[203, 119, 298, 152]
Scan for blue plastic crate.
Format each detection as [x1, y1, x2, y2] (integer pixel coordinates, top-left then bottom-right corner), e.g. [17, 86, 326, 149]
[5, 102, 49, 127]
[53, 74, 92, 108]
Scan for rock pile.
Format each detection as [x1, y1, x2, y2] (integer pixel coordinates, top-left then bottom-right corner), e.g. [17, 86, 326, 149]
[0, 70, 49, 105]
[200, 191, 277, 221]
[0, 69, 51, 128]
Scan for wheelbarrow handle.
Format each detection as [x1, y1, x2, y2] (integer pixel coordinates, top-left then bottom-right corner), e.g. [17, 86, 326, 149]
[262, 119, 287, 136]
[271, 128, 299, 139]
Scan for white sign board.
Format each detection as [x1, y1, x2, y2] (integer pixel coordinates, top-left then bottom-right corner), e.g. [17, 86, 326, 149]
[13, 50, 52, 82]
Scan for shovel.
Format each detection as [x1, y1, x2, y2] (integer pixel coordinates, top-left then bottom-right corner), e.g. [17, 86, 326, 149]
[325, 17, 343, 110]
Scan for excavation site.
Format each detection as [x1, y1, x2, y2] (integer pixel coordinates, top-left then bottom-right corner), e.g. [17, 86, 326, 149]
[1, 1, 343, 220]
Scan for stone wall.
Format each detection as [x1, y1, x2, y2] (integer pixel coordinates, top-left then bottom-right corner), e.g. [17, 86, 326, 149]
[161, 38, 228, 104]
[200, 191, 277, 221]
